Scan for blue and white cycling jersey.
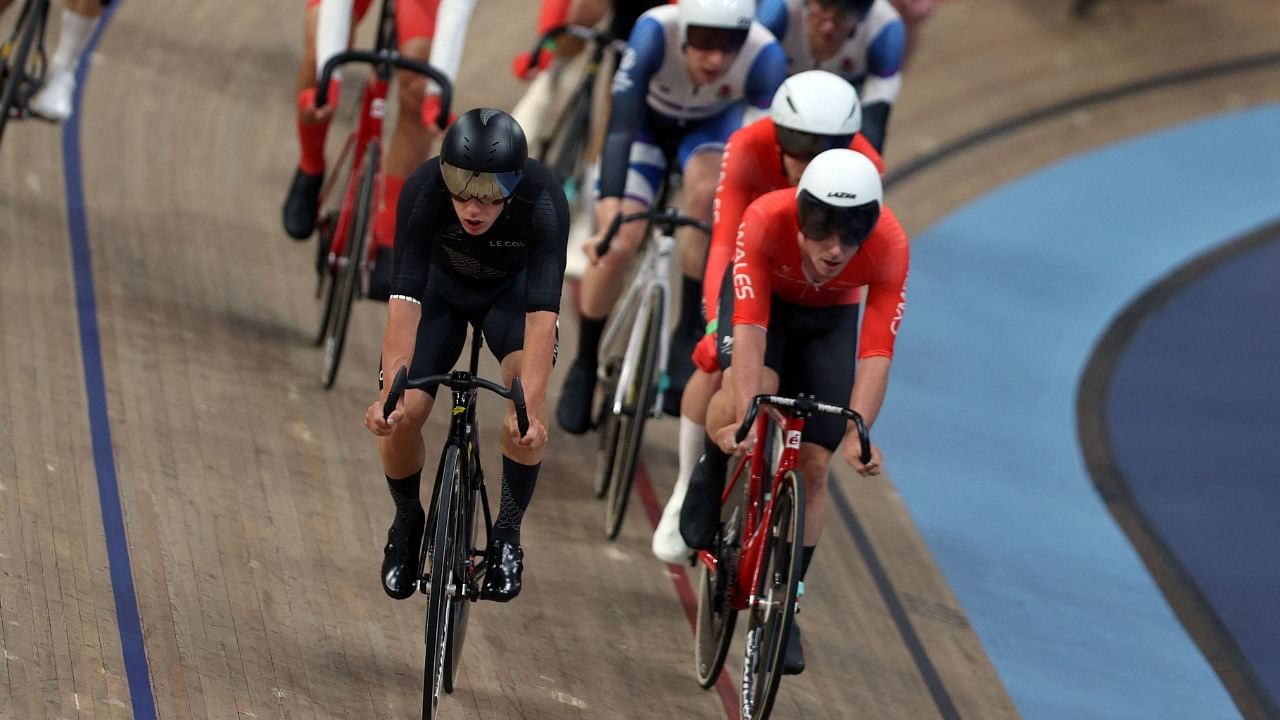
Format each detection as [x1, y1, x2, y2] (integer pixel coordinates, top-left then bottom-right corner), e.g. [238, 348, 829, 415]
[599, 4, 787, 200]
[757, 0, 905, 108]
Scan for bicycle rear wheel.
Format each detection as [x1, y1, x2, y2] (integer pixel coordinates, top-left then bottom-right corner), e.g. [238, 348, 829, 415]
[423, 445, 461, 718]
[443, 449, 481, 694]
[694, 454, 747, 687]
[0, 0, 47, 144]
[541, 86, 592, 201]
[604, 286, 664, 539]
[740, 470, 805, 720]
[321, 139, 377, 388]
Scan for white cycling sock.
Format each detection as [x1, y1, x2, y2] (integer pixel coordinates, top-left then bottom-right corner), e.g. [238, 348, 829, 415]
[674, 415, 705, 501]
[50, 8, 97, 75]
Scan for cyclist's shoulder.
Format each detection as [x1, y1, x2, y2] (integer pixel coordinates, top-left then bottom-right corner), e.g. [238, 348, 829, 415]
[513, 159, 571, 215]
[406, 157, 446, 196]
[866, 0, 906, 29]
[866, 206, 909, 255]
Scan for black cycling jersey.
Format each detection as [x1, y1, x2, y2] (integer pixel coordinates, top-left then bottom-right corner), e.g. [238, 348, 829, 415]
[390, 157, 570, 314]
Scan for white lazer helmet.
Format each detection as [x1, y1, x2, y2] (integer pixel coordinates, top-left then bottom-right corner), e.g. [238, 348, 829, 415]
[795, 149, 882, 246]
[680, 0, 754, 50]
[770, 70, 861, 158]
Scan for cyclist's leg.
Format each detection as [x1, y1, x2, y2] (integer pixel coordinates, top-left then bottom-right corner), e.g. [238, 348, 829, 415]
[28, 0, 104, 121]
[379, 272, 470, 598]
[370, 0, 442, 295]
[555, 125, 665, 433]
[479, 273, 553, 600]
[283, 0, 366, 239]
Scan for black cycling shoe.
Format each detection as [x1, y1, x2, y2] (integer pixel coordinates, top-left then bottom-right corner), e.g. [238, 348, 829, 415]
[783, 622, 806, 675]
[283, 167, 324, 240]
[678, 459, 721, 551]
[367, 245, 394, 302]
[480, 539, 524, 602]
[381, 509, 425, 600]
[555, 359, 597, 435]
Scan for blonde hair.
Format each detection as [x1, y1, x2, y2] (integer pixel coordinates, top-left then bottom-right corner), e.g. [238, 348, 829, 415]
[441, 161, 513, 202]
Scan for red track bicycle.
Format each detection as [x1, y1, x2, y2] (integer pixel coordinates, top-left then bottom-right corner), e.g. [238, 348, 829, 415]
[693, 393, 871, 720]
[309, 0, 452, 388]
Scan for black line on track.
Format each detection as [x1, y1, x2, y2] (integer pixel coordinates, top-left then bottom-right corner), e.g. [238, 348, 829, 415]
[1077, 218, 1280, 720]
[829, 477, 961, 719]
[884, 50, 1280, 190]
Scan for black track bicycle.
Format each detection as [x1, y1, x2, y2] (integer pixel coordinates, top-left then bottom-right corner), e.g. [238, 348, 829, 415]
[0, 0, 49, 144]
[381, 323, 528, 719]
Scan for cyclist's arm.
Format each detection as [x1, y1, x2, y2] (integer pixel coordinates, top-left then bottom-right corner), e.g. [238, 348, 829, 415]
[522, 168, 572, 412]
[859, 17, 906, 151]
[755, 0, 790, 41]
[728, 202, 778, 423]
[598, 16, 665, 200]
[426, 0, 477, 94]
[740, 36, 788, 125]
[383, 162, 443, 391]
[849, 210, 909, 429]
[704, 129, 754, 324]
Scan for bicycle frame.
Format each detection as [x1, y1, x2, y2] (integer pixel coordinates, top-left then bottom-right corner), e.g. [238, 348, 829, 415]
[600, 230, 675, 418]
[701, 410, 805, 612]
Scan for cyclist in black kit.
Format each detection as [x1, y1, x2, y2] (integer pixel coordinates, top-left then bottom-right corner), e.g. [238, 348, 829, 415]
[363, 108, 570, 602]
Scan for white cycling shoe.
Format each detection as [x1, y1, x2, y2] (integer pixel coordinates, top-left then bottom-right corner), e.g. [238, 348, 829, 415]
[30, 68, 76, 122]
[651, 480, 692, 564]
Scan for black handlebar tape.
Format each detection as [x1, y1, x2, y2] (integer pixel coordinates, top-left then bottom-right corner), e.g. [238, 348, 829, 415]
[382, 366, 408, 421]
[511, 377, 530, 437]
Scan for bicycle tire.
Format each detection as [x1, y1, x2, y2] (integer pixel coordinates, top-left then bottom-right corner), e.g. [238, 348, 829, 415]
[694, 453, 747, 687]
[592, 374, 620, 499]
[313, 213, 339, 346]
[740, 470, 805, 720]
[423, 445, 461, 718]
[542, 87, 592, 198]
[321, 140, 377, 388]
[0, 0, 46, 144]
[604, 285, 664, 539]
[442, 447, 480, 693]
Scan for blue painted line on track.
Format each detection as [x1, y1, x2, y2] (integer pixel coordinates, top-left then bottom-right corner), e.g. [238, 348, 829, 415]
[876, 104, 1280, 719]
[61, 2, 158, 717]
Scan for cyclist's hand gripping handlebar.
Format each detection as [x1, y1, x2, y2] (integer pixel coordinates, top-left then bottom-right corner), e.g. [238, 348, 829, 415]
[596, 209, 713, 259]
[381, 365, 529, 438]
[315, 51, 454, 129]
[734, 394, 872, 465]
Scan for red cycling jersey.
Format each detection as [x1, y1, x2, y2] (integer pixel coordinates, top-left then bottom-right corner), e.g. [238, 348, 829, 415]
[730, 189, 909, 360]
[704, 117, 884, 325]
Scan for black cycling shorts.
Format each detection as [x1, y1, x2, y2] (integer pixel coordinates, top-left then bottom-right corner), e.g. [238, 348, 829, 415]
[716, 271, 859, 452]
[397, 267, 557, 397]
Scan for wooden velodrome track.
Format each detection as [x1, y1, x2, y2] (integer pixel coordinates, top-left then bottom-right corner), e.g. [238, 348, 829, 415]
[2, 0, 1279, 717]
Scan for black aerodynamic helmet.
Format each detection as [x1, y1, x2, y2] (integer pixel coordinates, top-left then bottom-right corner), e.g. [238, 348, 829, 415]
[440, 108, 529, 202]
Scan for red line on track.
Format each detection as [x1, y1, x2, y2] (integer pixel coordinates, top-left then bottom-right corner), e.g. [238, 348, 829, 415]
[634, 460, 740, 720]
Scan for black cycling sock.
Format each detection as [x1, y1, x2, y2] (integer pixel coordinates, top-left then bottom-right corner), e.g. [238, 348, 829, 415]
[577, 314, 607, 368]
[387, 470, 424, 524]
[677, 274, 704, 337]
[800, 545, 816, 582]
[701, 434, 730, 489]
[492, 456, 541, 545]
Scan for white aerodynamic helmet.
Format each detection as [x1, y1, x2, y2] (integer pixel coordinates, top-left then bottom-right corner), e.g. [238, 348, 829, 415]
[770, 70, 862, 158]
[795, 149, 882, 246]
[680, 0, 754, 50]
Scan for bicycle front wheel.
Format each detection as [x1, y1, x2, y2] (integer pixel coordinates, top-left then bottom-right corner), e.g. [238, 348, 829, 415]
[740, 470, 805, 720]
[604, 286, 664, 539]
[0, 0, 46, 144]
[321, 139, 377, 388]
[423, 445, 461, 718]
[443, 450, 481, 694]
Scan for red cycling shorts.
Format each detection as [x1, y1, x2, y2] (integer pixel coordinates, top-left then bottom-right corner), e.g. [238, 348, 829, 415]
[306, 0, 440, 42]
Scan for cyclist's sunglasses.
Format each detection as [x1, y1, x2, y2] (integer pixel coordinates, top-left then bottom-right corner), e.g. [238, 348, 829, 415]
[798, 190, 880, 248]
[684, 26, 750, 53]
[448, 191, 507, 206]
[775, 126, 855, 160]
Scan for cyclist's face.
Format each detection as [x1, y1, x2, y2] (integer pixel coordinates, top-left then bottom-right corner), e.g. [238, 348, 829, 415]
[798, 230, 856, 281]
[683, 45, 738, 86]
[782, 153, 811, 185]
[806, 0, 858, 58]
[451, 195, 505, 235]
